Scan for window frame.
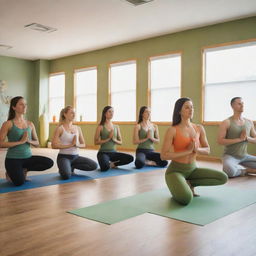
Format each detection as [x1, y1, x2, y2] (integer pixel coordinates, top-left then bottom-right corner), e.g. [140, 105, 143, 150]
[48, 71, 65, 124]
[201, 38, 256, 125]
[148, 51, 182, 125]
[73, 65, 98, 124]
[108, 59, 137, 124]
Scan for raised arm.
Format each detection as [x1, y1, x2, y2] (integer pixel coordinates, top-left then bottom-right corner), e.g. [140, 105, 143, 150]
[148, 124, 160, 144]
[0, 121, 28, 148]
[161, 127, 194, 160]
[51, 126, 76, 149]
[194, 125, 210, 155]
[112, 125, 122, 145]
[77, 126, 86, 148]
[247, 120, 256, 144]
[133, 124, 149, 145]
[217, 119, 246, 145]
[27, 121, 40, 147]
[94, 125, 111, 145]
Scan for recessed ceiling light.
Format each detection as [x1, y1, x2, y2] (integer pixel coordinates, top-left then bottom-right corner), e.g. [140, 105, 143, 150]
[24, 23, 57, 33]
[124, 0, 154, 6]
[0, 44, 13, 50]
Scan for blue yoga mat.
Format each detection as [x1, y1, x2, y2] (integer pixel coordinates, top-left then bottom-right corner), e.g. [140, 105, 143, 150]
[0, 164, 165, 194]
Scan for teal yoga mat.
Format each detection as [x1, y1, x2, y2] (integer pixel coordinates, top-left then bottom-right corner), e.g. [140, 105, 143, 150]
[68, 186, 256, 225]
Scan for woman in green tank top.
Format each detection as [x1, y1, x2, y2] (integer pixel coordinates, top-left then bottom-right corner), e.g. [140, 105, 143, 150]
[94, 106, 133, 171]
[133, 106, 168, 169]
[0, 96, 53, 186]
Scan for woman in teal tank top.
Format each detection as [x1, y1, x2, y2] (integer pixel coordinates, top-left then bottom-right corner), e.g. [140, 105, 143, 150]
[0, 96, 53, 186]
[94, 106, 134, 171]
[133, 106, 168, 169]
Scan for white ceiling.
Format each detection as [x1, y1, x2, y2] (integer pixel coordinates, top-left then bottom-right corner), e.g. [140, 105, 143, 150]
[0, 0, 256, 60]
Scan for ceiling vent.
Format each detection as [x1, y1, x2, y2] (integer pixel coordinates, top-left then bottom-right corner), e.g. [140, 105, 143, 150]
[24, 23, 57, 33]
[0, 44, 12, 50]
[124, 0, 154, 6]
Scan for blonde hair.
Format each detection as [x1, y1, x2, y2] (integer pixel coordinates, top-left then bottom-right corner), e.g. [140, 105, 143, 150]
[59, 106, 73, 123]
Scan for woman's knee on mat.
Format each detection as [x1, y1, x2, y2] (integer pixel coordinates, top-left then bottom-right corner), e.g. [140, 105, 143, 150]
[218, 171, 228, 184]
[223, 164, 242, 177]
[135, 159, 145, 169]
[165, 172, 192, 205]
[59, 169, 71, 180]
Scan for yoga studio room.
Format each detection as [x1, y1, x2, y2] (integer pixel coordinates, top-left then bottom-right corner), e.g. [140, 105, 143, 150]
[1, 0, 256, 255]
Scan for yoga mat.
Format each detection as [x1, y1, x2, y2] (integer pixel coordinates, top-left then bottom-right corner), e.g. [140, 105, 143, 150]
[68, 186, 256, 226]
[0, 164, 164, 194]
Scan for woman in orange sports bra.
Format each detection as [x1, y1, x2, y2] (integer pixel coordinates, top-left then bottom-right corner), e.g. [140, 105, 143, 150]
[161, 97, 227, 205]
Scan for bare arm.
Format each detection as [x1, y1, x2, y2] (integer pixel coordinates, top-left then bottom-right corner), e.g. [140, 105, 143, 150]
[77, 126, 86, 148]
[247, 120, 256, 144]
[148, 124, 160, 144]
[51, 126, 76, 149]
[160, 127, 194, 160]
[27, 122, 40, 147]
[194, 125, 210, 155]
[133, 124, 148, 145]
[112, 126, 122, 145]
[217, 119, 245, 145]
[0, 121, 28, 148]
[94, 125, 111, 145]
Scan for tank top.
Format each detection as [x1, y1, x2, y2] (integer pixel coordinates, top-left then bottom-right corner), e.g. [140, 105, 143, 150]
[99, 125, 118, 152]
[6, 120, 32, 159]
[224, 117, 251, 157]
[173, 124, 199, 152]
[59, 125, 79, 155]
[137, 126, 154, 150]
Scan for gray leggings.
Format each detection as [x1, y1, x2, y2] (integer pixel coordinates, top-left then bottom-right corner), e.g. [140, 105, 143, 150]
[223, 154, 256, 177]
[57, 154, 98, 179]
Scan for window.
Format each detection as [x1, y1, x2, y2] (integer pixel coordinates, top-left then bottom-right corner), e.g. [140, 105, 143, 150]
[109, 61, 136, 122]
[203, 41, 256, 122]
[49, 73, 65, 122]
[74, 67, 97, 122]
[149, 54, 181, 122]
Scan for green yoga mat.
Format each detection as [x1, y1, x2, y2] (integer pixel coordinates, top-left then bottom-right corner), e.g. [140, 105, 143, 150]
[68, 186, 256, 225]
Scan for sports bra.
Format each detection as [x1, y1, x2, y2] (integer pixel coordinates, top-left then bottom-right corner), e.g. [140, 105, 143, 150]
[173, 124, 199, 152]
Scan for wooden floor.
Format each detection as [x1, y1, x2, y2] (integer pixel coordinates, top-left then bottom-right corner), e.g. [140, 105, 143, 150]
[1, 149, 256, 256]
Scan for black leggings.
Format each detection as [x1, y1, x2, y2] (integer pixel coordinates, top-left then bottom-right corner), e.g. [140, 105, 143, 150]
[135, 148, 168, 169]
[5, 156, 54, 186]
[97, 151, 134, 172]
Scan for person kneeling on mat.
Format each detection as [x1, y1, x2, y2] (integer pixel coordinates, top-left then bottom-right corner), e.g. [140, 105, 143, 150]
[161, 97, 227, 205]
[52, 106, 98, 179]
[94, 106, 134, 172]
[0, 96, 54, 186]
[133, 106, 168, 169]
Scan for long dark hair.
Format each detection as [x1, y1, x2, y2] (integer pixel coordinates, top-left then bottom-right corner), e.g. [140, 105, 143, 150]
[137, 106, 148, 124]
[172, 97, 192, 126]
[7, 96, 24, 120]
[99, 106, 113, 125]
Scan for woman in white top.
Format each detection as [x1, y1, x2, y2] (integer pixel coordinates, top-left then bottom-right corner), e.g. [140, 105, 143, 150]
[52, 106, 97, 179]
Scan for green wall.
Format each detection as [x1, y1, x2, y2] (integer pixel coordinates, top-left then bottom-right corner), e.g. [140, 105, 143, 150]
[2, 17, 255, 158]
[49, 16, 256, 157]
[0, 56, 35, 126]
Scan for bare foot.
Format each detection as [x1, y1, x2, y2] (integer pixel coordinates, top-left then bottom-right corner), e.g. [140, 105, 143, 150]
[110, 162, 117, 169]
[23, 169, 31, 181]
[5, 172, 11, 182]
[245, 168, 256, 175]
[145, 160, 157, 166]
[186, 180, 200, 197]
